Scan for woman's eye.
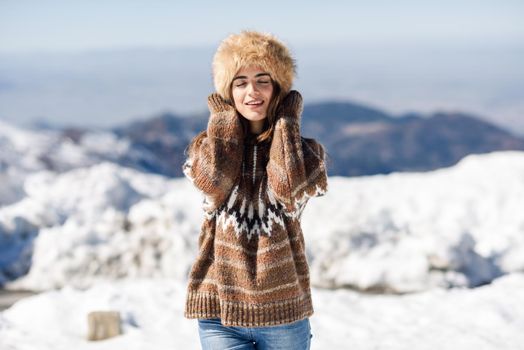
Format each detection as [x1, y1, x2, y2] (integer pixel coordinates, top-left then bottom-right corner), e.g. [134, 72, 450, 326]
[234, 80, 269, 88]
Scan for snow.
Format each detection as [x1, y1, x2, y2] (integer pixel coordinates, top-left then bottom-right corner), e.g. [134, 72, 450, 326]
[1, 274, 523, 349]
[1, 162, 202, 289]
[0, 119, 143, 208]
[1, 118, 524, 348]
[304, 151, 524, 292]
[2, 150, 523, 292]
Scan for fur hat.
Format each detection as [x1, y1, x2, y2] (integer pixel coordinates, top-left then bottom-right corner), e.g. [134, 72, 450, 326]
[212, 31, 296, 102]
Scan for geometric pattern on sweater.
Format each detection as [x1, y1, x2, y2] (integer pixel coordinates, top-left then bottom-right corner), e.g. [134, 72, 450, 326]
[215, 174, 327, 240]
[216, 182, 285, 240]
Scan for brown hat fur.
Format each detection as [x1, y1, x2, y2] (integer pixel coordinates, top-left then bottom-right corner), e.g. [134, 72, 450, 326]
[212, 31, 296, 102]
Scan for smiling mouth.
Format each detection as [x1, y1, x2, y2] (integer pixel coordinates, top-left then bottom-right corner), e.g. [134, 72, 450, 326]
[246, 100, 264, 106]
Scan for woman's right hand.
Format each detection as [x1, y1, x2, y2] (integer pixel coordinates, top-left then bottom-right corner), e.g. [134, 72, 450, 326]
[207, 93, 235, 114]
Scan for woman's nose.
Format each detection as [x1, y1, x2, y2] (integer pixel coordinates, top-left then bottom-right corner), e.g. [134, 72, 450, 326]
[246, 82, 259, 95]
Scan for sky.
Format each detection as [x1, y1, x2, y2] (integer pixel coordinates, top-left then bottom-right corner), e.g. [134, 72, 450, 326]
[1, 0, 523, 53]
[0, 1, 523, 134]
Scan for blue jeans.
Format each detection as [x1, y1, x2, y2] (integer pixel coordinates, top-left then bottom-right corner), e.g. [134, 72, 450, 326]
[198, 317, 313, 350]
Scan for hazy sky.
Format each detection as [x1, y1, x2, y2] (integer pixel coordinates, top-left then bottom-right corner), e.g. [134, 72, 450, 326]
[1, 0, 523, 53]
[0, 1, 523, 135]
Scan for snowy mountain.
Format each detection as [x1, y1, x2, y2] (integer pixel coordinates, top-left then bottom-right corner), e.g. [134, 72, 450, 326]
[1, 146, 523, 293]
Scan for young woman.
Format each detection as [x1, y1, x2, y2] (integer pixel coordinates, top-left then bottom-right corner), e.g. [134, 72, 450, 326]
[182, 30, 328, 350]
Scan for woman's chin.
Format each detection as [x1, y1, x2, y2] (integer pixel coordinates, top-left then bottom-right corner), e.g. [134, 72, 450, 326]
[242, 114, 267, 121]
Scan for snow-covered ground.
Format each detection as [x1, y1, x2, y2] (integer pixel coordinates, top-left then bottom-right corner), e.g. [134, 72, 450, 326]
[1, 274, 523, 350]
[1, 117, 524, 348]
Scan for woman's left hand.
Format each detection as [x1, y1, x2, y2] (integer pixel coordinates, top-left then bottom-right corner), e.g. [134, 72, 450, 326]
[277, 90, 303, 121]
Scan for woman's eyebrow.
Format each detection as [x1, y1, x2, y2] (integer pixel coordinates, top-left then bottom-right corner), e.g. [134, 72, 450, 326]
[232, 73, 271, 81]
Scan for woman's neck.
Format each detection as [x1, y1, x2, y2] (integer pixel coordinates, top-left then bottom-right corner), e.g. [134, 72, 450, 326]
[249, 119, 265, 135]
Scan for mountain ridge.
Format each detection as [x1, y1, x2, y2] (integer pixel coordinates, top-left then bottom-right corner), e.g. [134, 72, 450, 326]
[112, 100, 524, 177]
[3, 99, 523, 179]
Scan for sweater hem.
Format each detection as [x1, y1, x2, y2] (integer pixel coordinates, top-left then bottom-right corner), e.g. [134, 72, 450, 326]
[184, 290, 314, 327]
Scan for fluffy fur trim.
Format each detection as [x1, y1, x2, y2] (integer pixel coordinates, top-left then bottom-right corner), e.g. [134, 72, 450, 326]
[212, 31, 296, 102]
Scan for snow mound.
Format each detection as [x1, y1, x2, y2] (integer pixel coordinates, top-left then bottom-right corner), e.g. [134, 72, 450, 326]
[304, 151, 524, 292]
[0, 119, 147, 207]
[1, 162, 203, 289]
[1, 150, 524, 293]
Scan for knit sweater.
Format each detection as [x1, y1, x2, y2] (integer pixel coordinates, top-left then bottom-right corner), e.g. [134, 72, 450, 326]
[182, 91, 328, 327]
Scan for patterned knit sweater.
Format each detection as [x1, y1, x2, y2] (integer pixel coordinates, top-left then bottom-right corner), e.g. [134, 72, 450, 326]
[182, 92, 328, 327]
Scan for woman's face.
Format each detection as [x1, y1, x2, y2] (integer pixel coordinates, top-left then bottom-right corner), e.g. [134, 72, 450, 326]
[231, 65, 274, 122]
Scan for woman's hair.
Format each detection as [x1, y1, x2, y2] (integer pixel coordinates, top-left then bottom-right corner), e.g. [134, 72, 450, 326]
[186, 77, 285, 156]
[186, 78, 285, 160]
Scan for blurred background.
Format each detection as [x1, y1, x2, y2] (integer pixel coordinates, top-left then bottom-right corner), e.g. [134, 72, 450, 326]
[1, 1, 524, 349]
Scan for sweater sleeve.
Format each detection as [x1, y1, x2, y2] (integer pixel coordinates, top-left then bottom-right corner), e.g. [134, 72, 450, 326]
[266, 115, 328, 216]
[183, 98, 245, 214]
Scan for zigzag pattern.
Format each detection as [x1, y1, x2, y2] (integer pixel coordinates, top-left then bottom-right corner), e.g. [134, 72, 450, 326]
[216, 182, 286, 240]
